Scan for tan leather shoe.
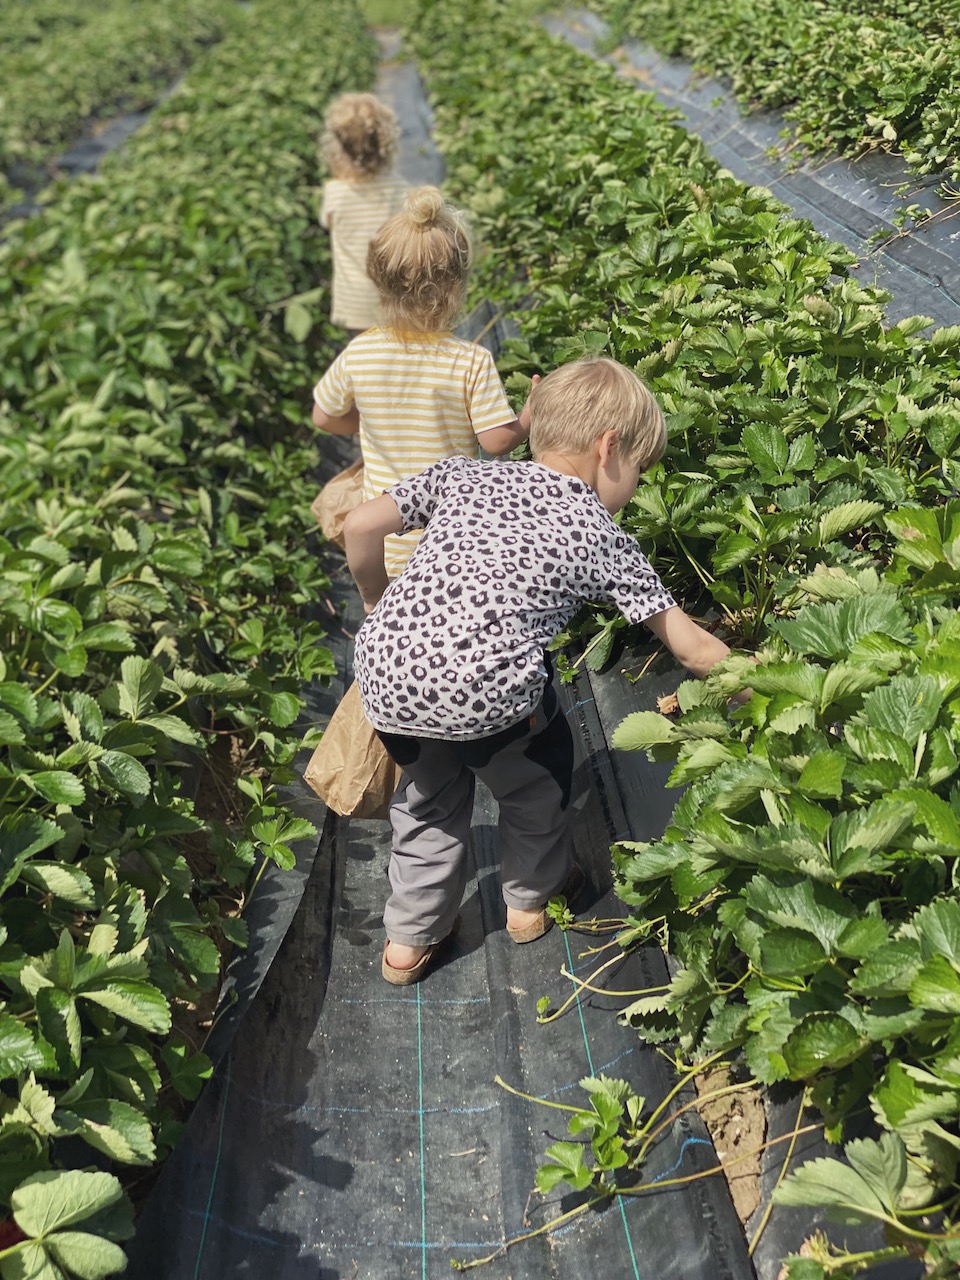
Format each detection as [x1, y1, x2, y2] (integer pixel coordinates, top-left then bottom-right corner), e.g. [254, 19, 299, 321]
[381, 915, 461, 986]
[506, 863, 586, 944]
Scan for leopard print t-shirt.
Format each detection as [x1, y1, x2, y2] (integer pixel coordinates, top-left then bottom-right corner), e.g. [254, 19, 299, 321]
[354, 457, 677, 741]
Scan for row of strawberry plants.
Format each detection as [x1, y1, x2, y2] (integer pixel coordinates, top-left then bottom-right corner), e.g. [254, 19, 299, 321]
[0, 0, 243, 205]
[607, 563, 960, 1274]
[412, 0, 960, 641]
[0, 0, 373, 1273]
[591, 0, 960, 184]
[409, 0, 960, 1272]
[823, 0, 960, 39]
[3, 0, 113, 50]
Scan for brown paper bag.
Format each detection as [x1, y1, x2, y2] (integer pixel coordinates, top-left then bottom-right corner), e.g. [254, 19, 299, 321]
[304, 681, 403, 819]
[310, 460, 364, 549]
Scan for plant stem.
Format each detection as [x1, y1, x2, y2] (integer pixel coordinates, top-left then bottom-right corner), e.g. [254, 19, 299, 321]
[633, 1050, 726, 1145]
[569, 624, 616, 672]
[539, 947, 669, 1020]
[495, 1075, 591, 1118]
[638, 1075, 758, 1158]
[32, 670, 59, 698]
[450, 1192, 610, 1270]
[571, 923, 638, 951]
[240, 854, 270, 911]
[620, 1119, 824, 1196]
[559, 964, 671, 999]
[674, 533, 716, 587]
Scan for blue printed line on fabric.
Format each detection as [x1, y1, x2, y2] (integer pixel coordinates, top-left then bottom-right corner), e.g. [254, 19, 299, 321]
[192, 1051, 232, 1280]
[562, 931, 642, 1280]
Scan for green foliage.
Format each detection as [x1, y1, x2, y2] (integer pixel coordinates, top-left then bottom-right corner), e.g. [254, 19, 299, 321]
[533, 1074, 645, 1196]
[409, 0, 960, 640]
[408, 7, 960, 1272]
[0, 0, 375, 1265]
[772, 1133, 960, 1278]
[595, 0, 960, 185]
[0, 0, 244, 196]
[610, 599, 960, 1263]
[0, 1169, 133, 1280]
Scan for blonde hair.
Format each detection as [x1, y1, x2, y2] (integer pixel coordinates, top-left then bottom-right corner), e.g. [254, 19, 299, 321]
[366, 186, 471, 332]
[322, 93, 399, 178]
[529, 357, 667, 470]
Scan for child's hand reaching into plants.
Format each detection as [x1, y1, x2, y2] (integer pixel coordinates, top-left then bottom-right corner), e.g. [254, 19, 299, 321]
[518, 373, 541, 432]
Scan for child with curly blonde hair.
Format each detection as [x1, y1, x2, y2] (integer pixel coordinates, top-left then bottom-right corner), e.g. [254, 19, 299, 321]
[320, 92, 409, 334]
[312, 185, 534, 576]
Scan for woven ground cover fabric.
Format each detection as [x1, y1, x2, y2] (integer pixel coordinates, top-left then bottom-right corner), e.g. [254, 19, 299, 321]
[126, 659, 751, 1279]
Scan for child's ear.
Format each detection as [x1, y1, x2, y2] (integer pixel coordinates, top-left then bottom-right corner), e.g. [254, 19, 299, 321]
[597, 428, 620, 467]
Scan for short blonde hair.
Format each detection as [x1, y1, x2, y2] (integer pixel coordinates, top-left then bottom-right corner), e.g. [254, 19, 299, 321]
[529, 357, 667, 469]
[322, 93, 399, 178]
[366, 186, 471, 332]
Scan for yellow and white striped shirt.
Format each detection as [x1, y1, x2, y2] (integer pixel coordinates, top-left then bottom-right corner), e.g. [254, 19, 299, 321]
[313, 328, 515, 575]
[320, 176, 409, 330]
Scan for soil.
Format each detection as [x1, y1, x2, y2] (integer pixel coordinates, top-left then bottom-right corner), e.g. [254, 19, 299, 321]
[695, 1065, 766, 1225]
[191, 728, 251, 828]
[175, 728, 252, 1036]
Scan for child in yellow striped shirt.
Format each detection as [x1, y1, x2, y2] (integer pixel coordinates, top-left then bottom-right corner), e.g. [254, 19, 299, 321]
[312, 187, 533, 577]
[320, 93, 409, 334]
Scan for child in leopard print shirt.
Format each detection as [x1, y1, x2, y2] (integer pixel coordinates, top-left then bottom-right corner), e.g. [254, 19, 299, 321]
[343, 356, 737, 985]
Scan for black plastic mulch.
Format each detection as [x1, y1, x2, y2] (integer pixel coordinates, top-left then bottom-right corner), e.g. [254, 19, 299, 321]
[545, 9, 960, 331]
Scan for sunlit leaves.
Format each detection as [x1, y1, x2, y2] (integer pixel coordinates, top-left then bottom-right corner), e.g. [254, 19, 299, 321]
[0, 0, 364, 1261]
[775, 1133, 909, 1225]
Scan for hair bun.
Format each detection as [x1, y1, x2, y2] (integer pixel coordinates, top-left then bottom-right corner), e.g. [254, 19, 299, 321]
[405, 186, 445, 227]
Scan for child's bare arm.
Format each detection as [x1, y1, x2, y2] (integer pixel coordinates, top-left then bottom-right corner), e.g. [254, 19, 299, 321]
[474, 374, 540, 456]
[479, 418, 527, 455]
[312, 402, 360, 435]
[645, 606, 731, 678]
[343, 495, 405, 612]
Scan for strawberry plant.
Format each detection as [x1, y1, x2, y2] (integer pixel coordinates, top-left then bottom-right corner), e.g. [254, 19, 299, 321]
[408, 0, 960, 1270]
[0, 0, 244, 205]
[593, 0, 960, 184]
[609, 588, 960, 1264]
[773, 1133, 960, 1278]
[0, 1170, 133, 1279]
[0, 0, 375, 1267]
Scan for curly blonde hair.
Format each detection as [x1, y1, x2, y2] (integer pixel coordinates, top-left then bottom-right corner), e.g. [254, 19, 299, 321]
[366, 186, 472, 332]
[530, 357, 667, 470]
[322, 93, 399, 178]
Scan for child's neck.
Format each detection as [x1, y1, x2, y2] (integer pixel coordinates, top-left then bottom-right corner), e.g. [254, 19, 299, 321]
[333, 166, 389, 182]
[535, 450, 598, 492]
[385, 326, 452, 341]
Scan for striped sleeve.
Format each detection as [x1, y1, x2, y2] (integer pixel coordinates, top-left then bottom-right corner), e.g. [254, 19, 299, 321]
[318, 181, 337, 230]
[313, 349, 354, 415]
[467, 347, 515, 435]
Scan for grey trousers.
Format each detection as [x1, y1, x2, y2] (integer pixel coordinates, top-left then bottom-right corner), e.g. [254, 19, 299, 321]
[377, 683, 575, 947]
